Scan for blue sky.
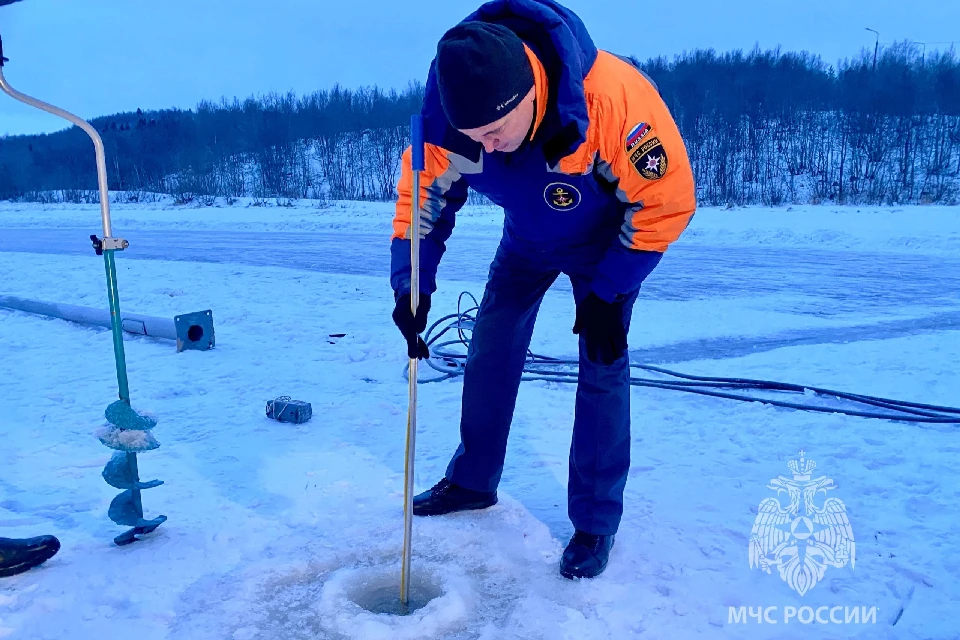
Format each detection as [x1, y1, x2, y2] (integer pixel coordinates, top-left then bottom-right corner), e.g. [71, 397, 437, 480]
[0, 0, 957, 136]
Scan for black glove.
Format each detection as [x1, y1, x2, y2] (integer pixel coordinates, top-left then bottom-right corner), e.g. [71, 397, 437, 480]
[392, 293, 431, 360]
[572, 292, 628, 365]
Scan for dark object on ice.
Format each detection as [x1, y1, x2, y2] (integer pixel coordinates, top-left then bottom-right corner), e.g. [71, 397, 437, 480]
[266, 396, 312, 424]
[0, 1, 25, 7]
[412, 478, 497, 516]
[559, 531, 614, 580]
[0, 535, 60, 578]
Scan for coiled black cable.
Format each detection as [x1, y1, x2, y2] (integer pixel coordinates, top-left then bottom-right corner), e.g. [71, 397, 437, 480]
[411, 292, 960, 425]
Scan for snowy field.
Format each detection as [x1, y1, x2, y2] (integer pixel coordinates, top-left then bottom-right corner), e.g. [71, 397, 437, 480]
[1, 201, 959, 639]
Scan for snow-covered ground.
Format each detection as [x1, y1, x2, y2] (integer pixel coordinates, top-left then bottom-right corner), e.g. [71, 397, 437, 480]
[0, 201, 958, 639]
[3, 200, 960, 255]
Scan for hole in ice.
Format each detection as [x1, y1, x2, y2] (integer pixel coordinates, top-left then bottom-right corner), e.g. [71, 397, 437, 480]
[351, 583, 438, 616]
[345, 569, 442, 616]
[319, 560, 472, 638]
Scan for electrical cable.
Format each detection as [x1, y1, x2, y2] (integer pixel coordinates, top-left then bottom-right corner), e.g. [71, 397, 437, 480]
[409, 292, 960, 425]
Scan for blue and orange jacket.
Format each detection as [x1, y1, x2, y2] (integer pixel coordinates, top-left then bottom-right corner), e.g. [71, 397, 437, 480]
[391, 0, 696, 303]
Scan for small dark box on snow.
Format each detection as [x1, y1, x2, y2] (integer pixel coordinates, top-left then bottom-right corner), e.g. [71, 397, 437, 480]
[266, 396, 312, 424]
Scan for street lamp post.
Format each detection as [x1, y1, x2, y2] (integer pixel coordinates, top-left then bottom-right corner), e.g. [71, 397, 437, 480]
[865, 28, 879, 70]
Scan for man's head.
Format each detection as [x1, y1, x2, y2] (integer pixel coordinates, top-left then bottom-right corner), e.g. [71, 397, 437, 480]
[436, 21, 536, 154]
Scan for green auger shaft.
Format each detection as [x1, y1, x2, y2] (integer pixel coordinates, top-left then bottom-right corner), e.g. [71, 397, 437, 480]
[103, 250, 131, 403]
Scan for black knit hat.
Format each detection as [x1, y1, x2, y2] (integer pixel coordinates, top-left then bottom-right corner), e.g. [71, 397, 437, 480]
[436, 21, 535, 130]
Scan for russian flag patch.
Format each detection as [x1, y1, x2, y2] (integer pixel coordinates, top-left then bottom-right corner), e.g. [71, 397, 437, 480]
[625, 122, 652, 152]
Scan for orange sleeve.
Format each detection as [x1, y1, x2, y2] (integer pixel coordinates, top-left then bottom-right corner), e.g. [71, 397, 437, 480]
[390, 142, 468, 295]
[595, 57, 697, 252]
[392, 143, 465, 241]
[584, 52, 697, 302]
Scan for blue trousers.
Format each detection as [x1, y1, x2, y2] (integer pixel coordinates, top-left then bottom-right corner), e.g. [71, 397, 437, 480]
[445, 239, 645, 535]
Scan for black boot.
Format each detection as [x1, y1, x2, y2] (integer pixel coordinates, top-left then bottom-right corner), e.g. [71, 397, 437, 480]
[0, 536, 61, 578]
[412, 478, 497, 516]
[559, 531, 614, 579]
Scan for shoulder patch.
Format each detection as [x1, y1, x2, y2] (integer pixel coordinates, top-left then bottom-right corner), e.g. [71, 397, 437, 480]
[629, 136, 668, 180]
[625, 122, 652, 153]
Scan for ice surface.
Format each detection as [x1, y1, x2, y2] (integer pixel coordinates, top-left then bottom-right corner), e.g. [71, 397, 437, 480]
[0, 202, 958, 639]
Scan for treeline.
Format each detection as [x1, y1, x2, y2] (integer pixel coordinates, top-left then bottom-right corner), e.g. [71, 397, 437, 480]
[0, 83, 423, 204]
[1, 43, 958, 206]
[640, 43, 960, 205]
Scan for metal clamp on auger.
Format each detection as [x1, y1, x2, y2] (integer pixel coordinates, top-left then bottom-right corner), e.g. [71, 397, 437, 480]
[90, 234, 129, 256]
